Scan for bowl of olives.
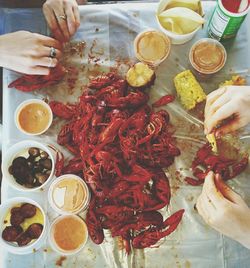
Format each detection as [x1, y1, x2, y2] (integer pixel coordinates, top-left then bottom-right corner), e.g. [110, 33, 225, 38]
[0, 197, 47, 254]
[2, 140, 55, 192]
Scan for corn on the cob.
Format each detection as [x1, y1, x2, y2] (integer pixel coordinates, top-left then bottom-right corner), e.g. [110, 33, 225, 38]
[206, 133, 218, 153]
[220, 75, 246, 87]
[174, 70, 206, 110]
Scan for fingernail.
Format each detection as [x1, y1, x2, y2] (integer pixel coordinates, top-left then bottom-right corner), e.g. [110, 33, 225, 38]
[215, 131, 221, 138]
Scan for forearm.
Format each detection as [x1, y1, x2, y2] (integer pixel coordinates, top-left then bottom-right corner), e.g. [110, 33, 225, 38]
[0, 34, 9, 68]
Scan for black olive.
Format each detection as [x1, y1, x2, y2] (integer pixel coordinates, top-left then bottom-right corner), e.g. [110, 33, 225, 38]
[10, 210, 24, 226]
[16, 232, 32, 246]
[20, 203, 36, 218]
[28, 147, 40, 157]
[39, 159, 52, 170]
[26, 223, 43, 239]
[2, 226, 23, 242]
[40, 151, 49, 159]
[27, 161, 34, 169]
[35, 173, 49, 185]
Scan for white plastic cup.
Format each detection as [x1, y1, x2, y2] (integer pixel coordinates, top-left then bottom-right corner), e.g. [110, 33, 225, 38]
[49, 215, 88, 255]
[156, 15, 202, 45]
[2, 140, 55, 192]
[134, 29, 171, 67]
[0, 197, 47, 254]
[15, 99, 53, 136]
[189, 38, 227, 75]
[48, 174, 90, 215]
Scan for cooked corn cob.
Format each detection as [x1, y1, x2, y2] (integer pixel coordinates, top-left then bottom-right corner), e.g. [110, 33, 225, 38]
[174, 70, 206, 110]
[220, 75, 246, 87]
[206, 133, 218, 153]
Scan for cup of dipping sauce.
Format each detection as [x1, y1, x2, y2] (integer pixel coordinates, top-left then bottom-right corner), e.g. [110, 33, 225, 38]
[15, 99, 53, 135]
[189, 38, 227, 75]
[48, 174, 90, 215]
[49, 215, 88, 255]
[134, 29, 171, 67]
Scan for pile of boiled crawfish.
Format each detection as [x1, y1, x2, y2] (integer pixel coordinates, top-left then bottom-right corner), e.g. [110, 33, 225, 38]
[50, 72, 184, 252]
[9, 67, 249, 252]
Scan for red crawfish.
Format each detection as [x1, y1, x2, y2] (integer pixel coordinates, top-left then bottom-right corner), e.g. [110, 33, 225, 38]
[49, 101, 77, 120]
[189, 143, 249, 186]
[152, 95, 175, 108]
[132, 209, 185, 249]
[8, 64, 66, 92]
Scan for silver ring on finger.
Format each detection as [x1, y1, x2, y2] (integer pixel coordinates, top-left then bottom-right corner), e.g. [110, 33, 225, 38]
[59, 14, 67, 20]
[48, 57, 54, 68]
[50, 47, 56, 58]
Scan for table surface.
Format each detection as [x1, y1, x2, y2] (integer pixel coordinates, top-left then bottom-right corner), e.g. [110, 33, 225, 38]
[1, 2, 250, 268]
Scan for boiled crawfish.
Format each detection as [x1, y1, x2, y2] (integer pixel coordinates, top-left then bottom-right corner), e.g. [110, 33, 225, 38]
[51, 72, 184, 252]
[186, 142, 249, 186]
[8, 64, 66, 92]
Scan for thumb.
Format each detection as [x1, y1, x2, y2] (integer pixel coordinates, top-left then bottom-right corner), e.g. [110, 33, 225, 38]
[214, 173, 245, 205]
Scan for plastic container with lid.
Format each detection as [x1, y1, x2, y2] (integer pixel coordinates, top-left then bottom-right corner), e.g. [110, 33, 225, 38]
[189, 38, 227, 75]
[134, 29, 171, 66]
[48, 174, 90, 215]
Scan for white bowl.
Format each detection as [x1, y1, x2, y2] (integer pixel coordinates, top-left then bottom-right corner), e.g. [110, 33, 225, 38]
[2, 140, 55, 192]
[0, 197, 47, 254]
[15, 99, 53, 136]
[48, 174, 91, 215]
[49, 215, 88, 255]
[156, 15, 202, 45]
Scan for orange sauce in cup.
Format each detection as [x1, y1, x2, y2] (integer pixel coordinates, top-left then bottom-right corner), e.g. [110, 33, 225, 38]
[53, 215, 87, 251]
[18, 103, 51, 134]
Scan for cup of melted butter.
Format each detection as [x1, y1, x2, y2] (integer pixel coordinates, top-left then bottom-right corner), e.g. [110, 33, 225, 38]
[134, 29, 171, 67]
[15, 99, 53, 136]
[189, 38, 227, 75]
[48, 174, 90, 215]
[49, 214, 88, 255]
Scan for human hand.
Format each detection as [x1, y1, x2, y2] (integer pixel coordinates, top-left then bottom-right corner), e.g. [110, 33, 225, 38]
[196, 171, 250, 249]
[204, 86, 250, 137]
[0, 31, 62, 75]
[43, 0, 80, 42]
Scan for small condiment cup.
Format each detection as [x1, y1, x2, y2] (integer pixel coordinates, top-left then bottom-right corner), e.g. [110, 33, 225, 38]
[2, 140, 55, 192]
[48, 174, 90, 215]
[134, 29, 171, 67]
[49, 215, 88, 255]
[189, 38, 227, 75]
[156, 15, 202, 45]
[15, 99, 53, 136]
[0, 197, 47, 254]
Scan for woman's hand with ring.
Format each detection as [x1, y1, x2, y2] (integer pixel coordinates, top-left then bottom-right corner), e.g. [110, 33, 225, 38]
[0, 31, 62, 75]
[43, 0, 80, 42]
[196, 171, 250, 249]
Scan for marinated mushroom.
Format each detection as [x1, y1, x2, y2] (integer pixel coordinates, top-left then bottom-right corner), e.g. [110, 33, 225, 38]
[40, 151, 49, 159]
[2, 226, 23, 242]
[28, 147, 40, 157]
[9, 147, 52, 188]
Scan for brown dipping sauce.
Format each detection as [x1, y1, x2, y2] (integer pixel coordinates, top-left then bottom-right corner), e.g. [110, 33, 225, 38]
[190, 39, 226, 74]
[52, 215, 87, 251]
[17, 103, 51, 134]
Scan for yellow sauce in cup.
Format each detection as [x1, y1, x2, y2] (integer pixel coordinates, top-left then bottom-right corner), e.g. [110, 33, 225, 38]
[52, 215, 87, 252]
[17, 102, 51, 135]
